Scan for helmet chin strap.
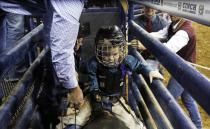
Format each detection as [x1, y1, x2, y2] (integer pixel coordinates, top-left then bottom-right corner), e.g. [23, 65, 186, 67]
[102, 61, 119, 68]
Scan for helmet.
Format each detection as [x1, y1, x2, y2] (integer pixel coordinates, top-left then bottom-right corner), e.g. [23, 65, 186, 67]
[95, 25, 127, 67]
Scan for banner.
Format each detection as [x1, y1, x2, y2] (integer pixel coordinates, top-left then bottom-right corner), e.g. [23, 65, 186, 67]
[132, 0, 210, 26]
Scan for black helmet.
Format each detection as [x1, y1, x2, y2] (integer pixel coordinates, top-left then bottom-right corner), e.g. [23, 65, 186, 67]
[95, 25, 127, 67]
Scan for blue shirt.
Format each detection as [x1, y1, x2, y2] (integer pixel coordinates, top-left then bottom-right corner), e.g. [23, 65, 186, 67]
[135, 15, 168, 32]
[0, 0, 84, 89]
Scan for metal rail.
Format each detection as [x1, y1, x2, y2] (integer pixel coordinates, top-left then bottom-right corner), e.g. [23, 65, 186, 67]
[129, 88, 157, 129]
[131, 0, 210, 26]
[14, 99, 34, 129]
[132, 74, 173, 129]
[129, 20, 210, 116]
[0, 23, 44, 77]
[0, 48, 48, 129]
[129, 48, 196, 129]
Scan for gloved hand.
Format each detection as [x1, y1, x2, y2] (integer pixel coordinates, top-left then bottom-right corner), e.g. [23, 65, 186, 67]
[148, 70, 164, 83]
[90, 90, 102, 102]
[129, 39, 146, 51]
[68, 86, 84, 109]
[138, 63, 164, 83]
[90, 90, 103, 117]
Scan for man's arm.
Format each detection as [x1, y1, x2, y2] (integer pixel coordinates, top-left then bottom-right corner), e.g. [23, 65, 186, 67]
[45, 0, 85, 108]
[150, 25, 169, 41]
[46, 0, 84, 89]
[163, 30, 189, 53]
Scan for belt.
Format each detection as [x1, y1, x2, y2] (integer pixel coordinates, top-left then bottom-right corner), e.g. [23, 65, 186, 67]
[101, 96, 119, 104]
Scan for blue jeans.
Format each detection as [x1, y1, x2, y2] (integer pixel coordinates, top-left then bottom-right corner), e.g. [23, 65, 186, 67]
[167, 77, 202, 129]
[0, 15, 6, 52]
[5, 13, 26, 81]
[6, 13, 24, 48]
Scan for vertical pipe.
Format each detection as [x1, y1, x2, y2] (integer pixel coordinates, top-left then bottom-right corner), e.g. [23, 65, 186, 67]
[128, 89, 143, 119]
[129, 89, 157, 129]
[132, 74, 173, 129]
[128, 1, 134, 42]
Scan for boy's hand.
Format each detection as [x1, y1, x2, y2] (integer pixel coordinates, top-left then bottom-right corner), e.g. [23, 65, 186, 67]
[148, 70, 164, 83]
[95, 94, 102, 102]
[129, 39, 146, 51]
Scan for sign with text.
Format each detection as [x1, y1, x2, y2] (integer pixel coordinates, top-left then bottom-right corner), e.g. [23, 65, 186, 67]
[132, 0, 210, 26]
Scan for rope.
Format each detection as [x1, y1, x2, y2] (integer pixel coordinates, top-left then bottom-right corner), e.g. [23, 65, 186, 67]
[187, 62, 210, 71]
[75, 105, 77, 129]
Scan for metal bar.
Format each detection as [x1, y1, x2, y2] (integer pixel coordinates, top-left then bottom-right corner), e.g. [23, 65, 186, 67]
[129, 48, 196, 129]
[129, 20, 210, 116]
[14, 99, 34, 129]
[118, 0, 127, 37]
[132, 74, 173, 129]
[0, 48, 48, 129]
[131, 0, 210, 26]
[0, 23, 44, 77]
[128, 89, 143, 119]
[82, 7, 119, 13]
[128, 1, 134, 41]
[129, 88, 157, 129]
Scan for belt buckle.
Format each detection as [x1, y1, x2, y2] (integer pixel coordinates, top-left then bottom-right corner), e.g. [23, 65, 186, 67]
[102, 96, 118, 104]
[110, 97, 118, 103]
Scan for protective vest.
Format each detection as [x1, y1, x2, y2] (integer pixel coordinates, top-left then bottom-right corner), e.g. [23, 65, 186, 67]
[96, 64, 126, 96]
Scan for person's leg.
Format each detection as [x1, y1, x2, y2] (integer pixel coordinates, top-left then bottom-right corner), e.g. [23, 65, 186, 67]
[6, 13, 24, 48]
[167, 77, 184, 99]
[181, 91, 202, 129]
[0, 15, 6, 99]
[4, 13, 26, 81]
[168, 77, 202, 129]
[0, 15, 6, 52]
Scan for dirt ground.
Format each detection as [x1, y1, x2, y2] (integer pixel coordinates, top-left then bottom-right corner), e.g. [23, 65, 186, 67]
[193, 23, 210, 129]
[163, 23, 210, 129]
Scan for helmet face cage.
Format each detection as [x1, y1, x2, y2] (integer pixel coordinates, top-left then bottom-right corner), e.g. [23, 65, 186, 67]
[96, 39, 127, 67]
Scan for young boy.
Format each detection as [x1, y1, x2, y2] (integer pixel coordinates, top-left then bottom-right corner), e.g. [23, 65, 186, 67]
[57, 25, 163, 129]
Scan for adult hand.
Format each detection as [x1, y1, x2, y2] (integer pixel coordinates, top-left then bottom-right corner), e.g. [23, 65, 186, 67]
[68, 86, 84, 109]
[129, 39, 146, 51]
[148, 70, 164, 83]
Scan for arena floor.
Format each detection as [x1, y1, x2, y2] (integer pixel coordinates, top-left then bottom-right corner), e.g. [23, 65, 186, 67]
[193, 22, 210, 129]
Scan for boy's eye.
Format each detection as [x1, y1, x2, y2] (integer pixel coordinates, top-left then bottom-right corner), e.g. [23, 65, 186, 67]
[103, 52, 118, 56]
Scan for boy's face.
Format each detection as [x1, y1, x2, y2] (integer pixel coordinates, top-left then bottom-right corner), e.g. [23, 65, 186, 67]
[101, 46, 120, 67]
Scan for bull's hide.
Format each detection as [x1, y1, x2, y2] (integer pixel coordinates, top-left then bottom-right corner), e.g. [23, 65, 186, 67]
[83, 111, 129, 129]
